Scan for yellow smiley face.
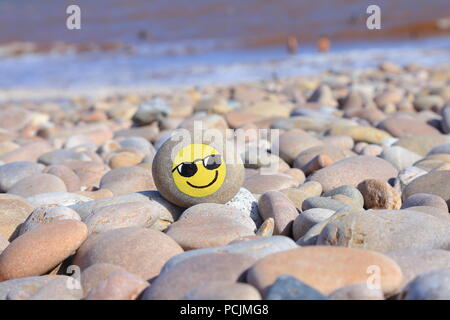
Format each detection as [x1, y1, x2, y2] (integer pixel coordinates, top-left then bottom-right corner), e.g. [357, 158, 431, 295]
[171, 144, 226, 197]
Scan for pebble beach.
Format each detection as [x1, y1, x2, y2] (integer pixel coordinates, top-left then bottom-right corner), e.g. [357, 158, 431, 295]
[0, 58, 450, 300]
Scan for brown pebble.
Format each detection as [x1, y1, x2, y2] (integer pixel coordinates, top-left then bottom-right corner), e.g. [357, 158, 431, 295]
[302, 153, 334, 176]
[0, 220, 88, 281]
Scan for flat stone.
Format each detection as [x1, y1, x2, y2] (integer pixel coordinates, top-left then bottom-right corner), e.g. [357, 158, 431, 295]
[0, 161, 42, 192]
[38, 149, 91, 165]
[274, 130, 323, 164]
[402, 193, 448, 211]
[302, 196, 354, 211]
[380, 146, 422, 171]
[321, 135, 354, 150]
[0, 141, 19, 156]
[0, 194, 34, 240]
[293, 145, 354, 171]
[329, 283, 384, 300]
[81, 263, 127, 295]
[179, 203, 256, 231]
[328, 125, 392, 144]
[61, 160, 107, 189]
[398, 166, 427, 190]
[297, 206, 363, 246]
[255, 218, 275, 237]
[318, 209, 450, 253]
[387, 249, 450, 289]
[184, 281, 261, 300]
[26, 277, 84, 300]
[8, 174, 67, 197]
[70, 191, 182, 229]
[0, 275, 63, 300]
[109, 152, 143, 168]
[99, 166, 155, 195]
[162, 235, 297, 271]
[414, 94, 444, 111]
[400, 268, 450, 300]
[72, 227, 183, 281]
[244, 173, 298, 194]
[225, 187, 262, 227]
[83, 201, 160, 235]
[84, 270, 149, 300]
[165, 215, 254, 250]
[265, 275, 328, 300]
[141, 252, 256, 300]
[280, 181, 323, 210]
[308, 156, 398, 193]
[360, 144, 383, 156]
[331, 194, 362, 207]
[0, 107, 32, 131]
[0, 220, 88, 280]
[26, 192, 92, 207]
[378, 115, 441, 138]
[132, 98, 171, 126]
[64, 134, 97, 149]
[178, 114, 229, 133]
[18, 205, 81, 235]
[0, 141, 52, 163]
[394, 134, 450, 156]
[44, 164, 81, 192]
[247, 246, 402, 296]
[403, 170, 450, 207]
[292, 208, 335, 240]
[441, 105, 450, 133]
[258, 191, 299, 236]
[357, 179, 402, 210]
[374, 88, 404, 106]
[323, 185, 364, 207]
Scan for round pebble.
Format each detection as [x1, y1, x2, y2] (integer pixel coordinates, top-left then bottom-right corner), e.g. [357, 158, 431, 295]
[152, 132, 244, 207]
[8, 174, 67, 197]
[0, 220, 88, 281]
[165, 215, 255, 250]
[72, 227, 183, 280]
[141, 252, 256, 300]
[247, 246, 403, 296]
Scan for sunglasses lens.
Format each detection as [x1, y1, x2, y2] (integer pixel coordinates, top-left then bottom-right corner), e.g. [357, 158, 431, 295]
[203, 155, 222, 170]
[177, 162, 198, 177]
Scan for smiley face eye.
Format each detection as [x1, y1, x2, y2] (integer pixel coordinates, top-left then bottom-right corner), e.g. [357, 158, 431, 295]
[203, 155, 222, 170]
[176, 162, 198, 177]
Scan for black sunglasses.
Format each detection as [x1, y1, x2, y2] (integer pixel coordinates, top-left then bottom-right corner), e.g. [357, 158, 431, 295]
[172, 154, 222, 177]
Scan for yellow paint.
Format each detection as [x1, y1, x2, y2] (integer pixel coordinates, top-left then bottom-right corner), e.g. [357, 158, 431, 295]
[172, 144, 226, 197]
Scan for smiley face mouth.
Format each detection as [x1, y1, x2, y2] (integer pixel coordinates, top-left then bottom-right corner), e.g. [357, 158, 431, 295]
[186, 171, 219, 189]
